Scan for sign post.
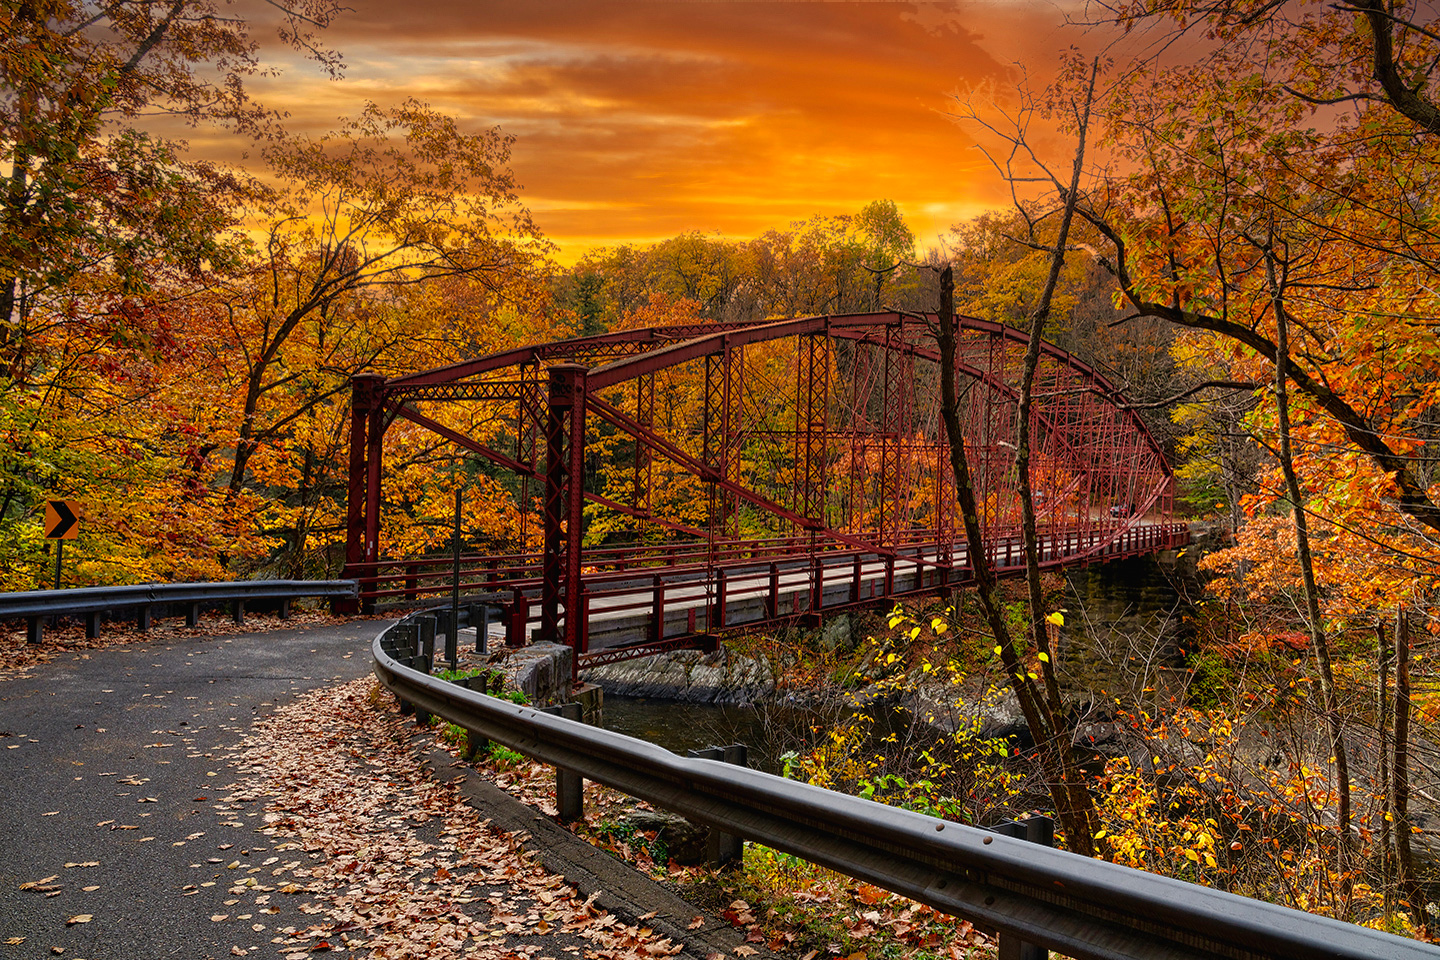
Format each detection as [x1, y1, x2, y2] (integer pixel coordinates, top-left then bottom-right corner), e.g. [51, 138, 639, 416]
[43, 500, 80, 590]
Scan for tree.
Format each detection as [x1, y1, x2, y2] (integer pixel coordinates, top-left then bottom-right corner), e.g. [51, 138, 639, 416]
[936, 59, 1110, 857]
[0, 0, 344, 365]
[1065, 1, 1440, 551]
[0, 0, 345, 587]
[210, 100, 549, 500]
[983, 0, 1440, 909]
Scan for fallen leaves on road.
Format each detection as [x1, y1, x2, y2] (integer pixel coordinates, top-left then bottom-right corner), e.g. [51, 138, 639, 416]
[225, 678, 688, 959]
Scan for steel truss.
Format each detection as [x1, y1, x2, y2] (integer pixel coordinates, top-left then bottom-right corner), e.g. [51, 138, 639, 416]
[342, 313, 1180, 668]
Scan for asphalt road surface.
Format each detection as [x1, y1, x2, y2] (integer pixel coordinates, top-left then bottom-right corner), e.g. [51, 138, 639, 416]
[0, 619, 379, 959]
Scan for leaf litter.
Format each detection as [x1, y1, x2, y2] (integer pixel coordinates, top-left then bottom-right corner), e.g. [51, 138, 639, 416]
[224, 677, 690, 959]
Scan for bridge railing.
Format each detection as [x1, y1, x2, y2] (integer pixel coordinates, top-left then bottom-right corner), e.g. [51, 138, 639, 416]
[371, 605, 1436, 960]
[343, 522, 1190, 659]
[349, 521, 1191, 612]
[572, 522, 1190, 661]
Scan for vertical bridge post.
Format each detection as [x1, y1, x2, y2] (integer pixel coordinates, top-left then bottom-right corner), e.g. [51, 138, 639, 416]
[542, 364, 588, 669]
[342, 373, 386, 615]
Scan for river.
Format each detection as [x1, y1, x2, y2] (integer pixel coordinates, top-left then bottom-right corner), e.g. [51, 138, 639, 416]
[599, 546, 1200, 763]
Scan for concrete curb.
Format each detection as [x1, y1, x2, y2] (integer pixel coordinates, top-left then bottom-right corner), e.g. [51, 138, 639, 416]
[412, 738, 781, 960]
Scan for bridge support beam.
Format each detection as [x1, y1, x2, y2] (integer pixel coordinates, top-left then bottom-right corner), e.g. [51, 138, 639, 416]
[342, 374, 386, 614]
[542, 364, 588, 670]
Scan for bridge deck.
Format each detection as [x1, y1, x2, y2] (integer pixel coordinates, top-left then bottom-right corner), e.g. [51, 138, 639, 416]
[359, 520, 1188, 669]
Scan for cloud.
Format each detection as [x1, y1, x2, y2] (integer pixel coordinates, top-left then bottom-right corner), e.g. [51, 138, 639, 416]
[232, 0, 1086, 258]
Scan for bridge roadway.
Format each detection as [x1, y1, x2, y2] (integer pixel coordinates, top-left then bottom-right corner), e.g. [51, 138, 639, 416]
[454, 520, 1187, 666]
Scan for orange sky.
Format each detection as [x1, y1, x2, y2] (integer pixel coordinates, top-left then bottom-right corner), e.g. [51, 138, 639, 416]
[235, 1, 1095, 262]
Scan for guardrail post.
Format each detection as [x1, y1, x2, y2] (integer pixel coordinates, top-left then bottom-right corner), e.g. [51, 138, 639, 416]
[991, 816, 1053, 960]
[137, 604, 151, 633]
[689, 744, 747, 867]
[85, 611, 100, 640]
[418, 616, 436, 668]
[232, 598, 245, 625]
[469, 603, 489, 654]
[545, 702, 585, 821]
[186, 602, 201, 629]
[441, 608, 458, 671]
[462, 722, 489, 762]
[26, 616, 42, 644]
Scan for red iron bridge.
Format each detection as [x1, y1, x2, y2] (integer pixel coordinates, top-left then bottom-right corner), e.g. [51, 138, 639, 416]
[341, 312, 1189, 669]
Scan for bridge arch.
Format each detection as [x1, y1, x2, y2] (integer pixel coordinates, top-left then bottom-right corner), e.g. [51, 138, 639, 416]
[342, 312, 1182, 658]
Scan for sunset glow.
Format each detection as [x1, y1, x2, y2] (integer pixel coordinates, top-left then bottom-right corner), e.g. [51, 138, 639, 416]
[240, 1, 1088, 260]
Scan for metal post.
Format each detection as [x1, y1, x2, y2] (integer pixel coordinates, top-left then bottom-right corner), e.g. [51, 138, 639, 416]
[363, 395, 385, 615]
[714, 568, 727, 629]
[564, 367, 587, 673]
[651, 574, 666, 644]
[53, 539, 62, 591]
[450, 488, 461, 672]
[509, 587, 529, 646]
[542, 363, 589, 658]
[418, 616, 436, 673]
[472, 603, 490, 654]
[341, 374, 383, 614]
[810, 555, 822, 614]
[993, 817, 1053, 960]
[689, 745, 746, 866]
[541, 377, 567, 643]
[548, 702, 584, 821]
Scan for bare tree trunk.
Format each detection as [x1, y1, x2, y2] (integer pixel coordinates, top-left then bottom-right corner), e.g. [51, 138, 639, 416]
[935, 264, 1100, 859]
[1392, 607, 1426, 928]
[1267, 254, 1354, 886]
[1377, 619, 1393, 918]
[1011, 59, 1103, 854]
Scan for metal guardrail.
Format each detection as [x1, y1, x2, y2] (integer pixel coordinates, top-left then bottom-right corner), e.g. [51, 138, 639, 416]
[372, 606, 1439, 960]
[1, 580, 358, 644]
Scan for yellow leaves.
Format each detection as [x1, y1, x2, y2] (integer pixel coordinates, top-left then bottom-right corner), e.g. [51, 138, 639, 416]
[1045, 611, 1064, 627]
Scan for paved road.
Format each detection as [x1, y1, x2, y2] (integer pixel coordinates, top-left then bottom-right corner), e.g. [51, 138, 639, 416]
[0, 620, 379, 959]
